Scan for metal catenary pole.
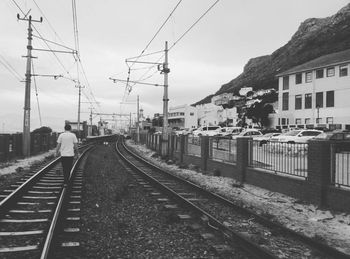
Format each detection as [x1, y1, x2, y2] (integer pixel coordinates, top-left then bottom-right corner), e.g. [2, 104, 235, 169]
[162, 41, 169, 135]
[18, 14, 42, 157]
[137, 95, 140, 142]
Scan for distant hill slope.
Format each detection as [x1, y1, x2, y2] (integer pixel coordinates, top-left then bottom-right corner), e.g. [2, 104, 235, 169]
[194, 4, 350, 106]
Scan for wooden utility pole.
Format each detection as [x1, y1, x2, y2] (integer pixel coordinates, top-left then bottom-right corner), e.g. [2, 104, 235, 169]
[18, 14, 42, 157]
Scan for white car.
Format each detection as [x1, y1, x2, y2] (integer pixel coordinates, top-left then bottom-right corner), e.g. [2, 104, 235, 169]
[254, 132, 281, 145]
[231, 129, 263, 139]
[217, 127, 242, 138]
[192, 126, 221, 137]
[270, 129, 323, 144]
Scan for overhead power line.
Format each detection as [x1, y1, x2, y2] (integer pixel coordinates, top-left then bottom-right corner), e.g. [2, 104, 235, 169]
[169, 0, 220, 51]
[31, 60, 43, 126]
[32, 0, 65, 44]
[0, 54, 23, 81]
[127, 0, 183, 69]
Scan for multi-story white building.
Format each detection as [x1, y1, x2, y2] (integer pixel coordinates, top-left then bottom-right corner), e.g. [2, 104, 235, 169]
[196, 103, 238, 127]
[168, 104, 197, 129]
[276, 49, 350, 131]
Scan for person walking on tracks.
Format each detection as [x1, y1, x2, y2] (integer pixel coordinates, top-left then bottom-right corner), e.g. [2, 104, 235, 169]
[55, 124, 79, 186]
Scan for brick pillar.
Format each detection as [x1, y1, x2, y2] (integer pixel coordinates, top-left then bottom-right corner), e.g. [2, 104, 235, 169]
[236, 137, 249, 183]
[201, 136, 210, 172]
[307, 140, 332, 206]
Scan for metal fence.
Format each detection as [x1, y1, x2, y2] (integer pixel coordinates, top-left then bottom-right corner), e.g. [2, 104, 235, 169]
[0, 133, 57, 162]
[209, 137, 237, 164]
[248, 140, 308, 178]
[331, 142, 350, 188]
[186, 135, 201, 157]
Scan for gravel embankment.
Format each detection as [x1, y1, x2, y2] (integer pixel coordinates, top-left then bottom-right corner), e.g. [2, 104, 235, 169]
[74, 144, 221, 258]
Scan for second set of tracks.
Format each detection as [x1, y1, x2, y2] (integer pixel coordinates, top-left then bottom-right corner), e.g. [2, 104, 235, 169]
[116, 137, 350, 259]
[0, 146, 92, 259]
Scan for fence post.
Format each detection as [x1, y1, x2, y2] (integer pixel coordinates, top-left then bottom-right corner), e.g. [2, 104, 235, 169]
[307, 140, 332, 206]
[201, 136, 210, 172]
[236, 137, 249, 184]
[180, 135, 186, 163]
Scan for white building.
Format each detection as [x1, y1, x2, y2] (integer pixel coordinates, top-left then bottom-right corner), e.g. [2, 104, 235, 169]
[168, 104, 197, 129]
[196, 103, 238, 127]
[276, 49, 350, 131]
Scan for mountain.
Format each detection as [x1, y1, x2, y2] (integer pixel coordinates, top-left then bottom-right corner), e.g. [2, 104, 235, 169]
[194, 4, 350, 105]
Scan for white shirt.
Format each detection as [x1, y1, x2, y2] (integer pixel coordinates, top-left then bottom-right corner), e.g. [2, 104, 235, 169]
[57, 131, 78, 157]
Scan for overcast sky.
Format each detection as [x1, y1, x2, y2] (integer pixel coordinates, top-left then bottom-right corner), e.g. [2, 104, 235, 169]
[0, 0, 348, 132]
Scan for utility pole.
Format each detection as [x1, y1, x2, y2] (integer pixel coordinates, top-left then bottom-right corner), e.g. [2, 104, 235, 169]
[89, 106, 93, 136]
[129, 112, 132, 135]
[162, 41, 170, 135]
[76, 84, 84, 142]
[18, 14, 42, 157]
[161, 41, 170, 156]
[137, 95, 140, 142]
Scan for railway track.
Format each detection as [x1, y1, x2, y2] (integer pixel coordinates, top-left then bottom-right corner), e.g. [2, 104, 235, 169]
[0, 146, 92, 259]
[116, 137, 350, 259]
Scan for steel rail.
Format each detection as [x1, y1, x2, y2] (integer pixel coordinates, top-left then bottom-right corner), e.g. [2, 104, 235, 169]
[116, 138, 277, 259]
[40, 146, 93, 259]
[0, 156, 60, 215]
[0, 144, 90, 215]
[119, 137, 350, 259]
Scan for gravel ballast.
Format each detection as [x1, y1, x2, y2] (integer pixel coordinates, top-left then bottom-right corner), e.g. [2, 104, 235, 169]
[76, 144, 220, 258]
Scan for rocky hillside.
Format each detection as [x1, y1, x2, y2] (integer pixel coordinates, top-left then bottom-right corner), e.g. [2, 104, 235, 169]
[194, 4, 350, 105]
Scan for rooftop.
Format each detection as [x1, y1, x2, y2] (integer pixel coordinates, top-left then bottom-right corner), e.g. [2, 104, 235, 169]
[277, 49, 350, 77]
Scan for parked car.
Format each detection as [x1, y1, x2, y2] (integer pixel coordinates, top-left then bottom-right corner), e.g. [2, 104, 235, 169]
[314, 130, 350, 141]
[231, 129, 263, 139]
[254, 132, 281, 145]
[270, 129, 323, 143]
[192, 126, 221, 137]
[216, 126, 242, 138]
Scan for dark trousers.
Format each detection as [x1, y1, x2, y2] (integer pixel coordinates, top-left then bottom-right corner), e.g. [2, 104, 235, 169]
[61, 156, 74, 184]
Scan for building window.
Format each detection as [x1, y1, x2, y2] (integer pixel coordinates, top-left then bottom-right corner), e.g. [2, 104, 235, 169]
[278, 118, 280, 125]
[316, 92, 323, 108]
[281, 118, 286, 125]
[316, 69, 324, 79]
[326, 117, 333, 124]
[282, 92, 289, 110]
[305, 93, 312, 109]
[190, 112, 194, 116]
[295, 73, 302, 84]
[326, 91, 334, 107]
[305, 71, 312, 82]
[339, 65, 348, 77]
[282, 76, 289, 90]
[326, 67, 335, 77]
[316, 118, 322, 124]
[295, 95, 302, 110]
[305, 118, 311, 124]
[295, 118, 301, 124]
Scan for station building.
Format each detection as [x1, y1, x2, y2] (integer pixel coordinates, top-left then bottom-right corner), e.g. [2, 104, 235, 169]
[276, 49, 350, 131]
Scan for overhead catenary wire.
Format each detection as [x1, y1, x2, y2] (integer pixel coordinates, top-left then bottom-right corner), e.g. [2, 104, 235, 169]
[169, 0, 220, 51]
[127, 0, 183, 69]
[31, 60, 43, 126]
[0, 54, 23, 81]
[12, 0, 78, 85]
[123, 0, 220, 100]
[122, 0, 182, 99]
[32, 0, 66, 44]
